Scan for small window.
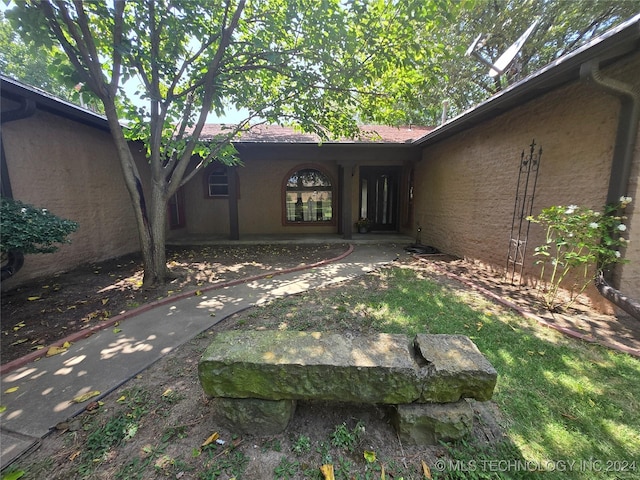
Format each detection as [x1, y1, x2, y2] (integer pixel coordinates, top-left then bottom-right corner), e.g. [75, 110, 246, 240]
[208, 166, 229, 197]
[284, 167, 333, 224]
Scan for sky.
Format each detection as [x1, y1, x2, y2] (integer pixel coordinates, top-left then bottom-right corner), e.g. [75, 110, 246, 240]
[1, 0, 249, 125]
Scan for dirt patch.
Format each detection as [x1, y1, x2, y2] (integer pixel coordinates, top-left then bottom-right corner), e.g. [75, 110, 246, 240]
[1, 244, 348, 365]
[415, 254, 640, 355]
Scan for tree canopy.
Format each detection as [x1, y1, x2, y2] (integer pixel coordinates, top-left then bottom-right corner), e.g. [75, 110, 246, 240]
[366, 0, 640, 125]
[0, 10, 102, 110]
[6, 0, 452, 285]
[6, 0, 636, 285]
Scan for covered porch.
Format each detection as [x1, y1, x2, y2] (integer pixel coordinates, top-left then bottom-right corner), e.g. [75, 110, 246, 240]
[166, 232, 416, 247]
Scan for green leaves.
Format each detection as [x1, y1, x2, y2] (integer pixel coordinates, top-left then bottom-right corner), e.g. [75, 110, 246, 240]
[528, 199, 632, 311]
[0, 198, 78, 255]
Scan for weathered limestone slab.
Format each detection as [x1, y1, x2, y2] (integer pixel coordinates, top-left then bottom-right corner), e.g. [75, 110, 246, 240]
[199, 331, 422, 404]
[214, 397, 296, 435]
[415, 334, 497, 402]
[199, 331, 497, 406]
[391, 401, 474, 445]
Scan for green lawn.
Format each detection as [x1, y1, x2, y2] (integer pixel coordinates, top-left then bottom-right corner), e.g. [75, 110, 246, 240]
[353, 266, 640, 479]
[256, 263, 640, 479]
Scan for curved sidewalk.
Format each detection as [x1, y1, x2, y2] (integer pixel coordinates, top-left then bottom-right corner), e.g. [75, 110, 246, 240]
[0, 243, 402, 470]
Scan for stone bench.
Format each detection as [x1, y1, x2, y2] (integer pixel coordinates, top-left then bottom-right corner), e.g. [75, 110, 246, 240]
[198, 331, 497, 445]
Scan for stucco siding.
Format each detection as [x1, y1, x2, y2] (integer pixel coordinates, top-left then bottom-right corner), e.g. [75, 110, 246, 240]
[180, 156, 341, 236]
[2, 110, 142, 287]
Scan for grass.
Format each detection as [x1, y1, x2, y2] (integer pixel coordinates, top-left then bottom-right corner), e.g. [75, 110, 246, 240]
[227, 264, 640, 479]
[5, 261, 639, 479]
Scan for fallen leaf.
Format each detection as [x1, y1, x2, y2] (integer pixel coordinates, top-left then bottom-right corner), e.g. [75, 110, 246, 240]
[13, 322, 25, 331]
[113, 328, 122, 334]
[47, 342, 71, 357]
[194, 290, 203, 296]
[117, 395, 126, 403]
[320, 464, 335, 480]
[11, 338, 28, 346]
[69, 451, 81, 462]
[201, 431, 219, 447]
[161, 388, 174, 398]
[422, 460, 432, 479]
[141, 444, 154, 457]
[381, 464, 386, 480]
[363, 450, 376, 463]
[71, 390, 100, 403]
[155, 454, 174, 470]
[27, 296, 40, 301]
[0, 405, 7, 413]
[46, 345, 67, 357]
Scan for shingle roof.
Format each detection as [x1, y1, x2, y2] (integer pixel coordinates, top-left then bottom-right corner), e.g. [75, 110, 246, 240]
[198, 123, 433, 144]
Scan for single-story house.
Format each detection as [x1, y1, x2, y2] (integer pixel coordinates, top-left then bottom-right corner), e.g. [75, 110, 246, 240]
[1, 13, 638, 312]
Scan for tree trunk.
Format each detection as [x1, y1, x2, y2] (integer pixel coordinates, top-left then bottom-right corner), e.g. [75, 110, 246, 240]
[100, 101, 167, 287]
[143, 179, 170, 287]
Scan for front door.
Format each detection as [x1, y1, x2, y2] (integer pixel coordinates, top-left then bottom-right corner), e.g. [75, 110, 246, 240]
[359, 166, 401, 231]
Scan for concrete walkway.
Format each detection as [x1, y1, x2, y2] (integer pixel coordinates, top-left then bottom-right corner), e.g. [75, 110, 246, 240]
[0, 243, 403, 470]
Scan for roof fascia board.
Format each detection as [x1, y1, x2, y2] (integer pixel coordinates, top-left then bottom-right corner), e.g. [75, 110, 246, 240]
[1, 75, 110, 131]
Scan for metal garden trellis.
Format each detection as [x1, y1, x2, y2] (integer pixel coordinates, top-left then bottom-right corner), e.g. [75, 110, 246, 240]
[506, 140, 542, 284]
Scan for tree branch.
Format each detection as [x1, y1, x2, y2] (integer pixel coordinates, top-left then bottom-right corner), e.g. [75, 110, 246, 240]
[168, 0, 246, 193]
[40, 2, 98, 95]
[110, 0, 125, 94]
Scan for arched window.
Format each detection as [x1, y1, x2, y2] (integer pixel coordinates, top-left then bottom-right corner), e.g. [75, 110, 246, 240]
[284, 167, 333, 224]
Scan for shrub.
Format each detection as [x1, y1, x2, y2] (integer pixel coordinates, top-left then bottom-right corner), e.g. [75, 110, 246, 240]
[1, 197, 79, 255]
[528, 197, 631, 311]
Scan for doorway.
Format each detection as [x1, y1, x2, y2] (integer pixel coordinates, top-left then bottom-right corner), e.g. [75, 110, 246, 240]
[359, 166, 401, 231]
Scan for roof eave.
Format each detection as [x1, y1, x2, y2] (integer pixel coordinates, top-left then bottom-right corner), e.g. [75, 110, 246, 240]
[1, 75, 110, 131]
[231, 141, 419, 147]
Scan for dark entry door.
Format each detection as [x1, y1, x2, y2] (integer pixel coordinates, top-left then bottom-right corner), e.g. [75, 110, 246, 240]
[359, 167, 401, 231]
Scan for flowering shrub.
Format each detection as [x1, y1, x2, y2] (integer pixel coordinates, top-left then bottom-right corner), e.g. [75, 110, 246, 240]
[1, 197, 79, 255]
[528, 197, 631, 311]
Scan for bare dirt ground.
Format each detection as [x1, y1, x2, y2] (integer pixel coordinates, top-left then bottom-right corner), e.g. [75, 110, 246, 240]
[1, 244, 348, 365]
[417, 254, 639, 355]
[3, 245, 637, 479]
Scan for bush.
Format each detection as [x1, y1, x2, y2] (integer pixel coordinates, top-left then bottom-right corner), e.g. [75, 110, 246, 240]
[528, 197, 631, 311]
[1, 197, 79, 255]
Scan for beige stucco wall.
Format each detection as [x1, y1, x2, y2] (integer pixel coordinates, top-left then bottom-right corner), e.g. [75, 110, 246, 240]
[415, 52, 640, 311]
[2, 109, 143, 288]
[178, 157, 340, 236]
[172, 145, 414, 237]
